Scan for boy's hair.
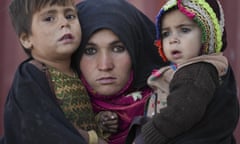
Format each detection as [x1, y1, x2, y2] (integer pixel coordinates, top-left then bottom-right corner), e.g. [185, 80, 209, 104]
[9, 0, 75, 56]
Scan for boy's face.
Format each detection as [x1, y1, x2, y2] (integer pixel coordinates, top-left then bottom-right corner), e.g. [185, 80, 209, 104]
[161, 9, 202, 64]
[20, 3, 81, 62]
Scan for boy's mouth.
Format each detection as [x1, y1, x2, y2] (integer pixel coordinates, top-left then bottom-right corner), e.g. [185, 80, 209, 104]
[58, 34, 73, 41]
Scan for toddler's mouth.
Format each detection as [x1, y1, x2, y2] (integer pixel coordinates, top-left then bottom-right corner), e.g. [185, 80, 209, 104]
[171, 50, 182, 59]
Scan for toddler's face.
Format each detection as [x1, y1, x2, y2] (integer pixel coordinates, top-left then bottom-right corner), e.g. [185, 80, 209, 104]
[161, 9, 202, 64]
[20, 3, 81, 62]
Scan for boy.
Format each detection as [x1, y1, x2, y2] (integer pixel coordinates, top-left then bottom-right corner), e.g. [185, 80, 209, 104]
[1, 0, 99, 143]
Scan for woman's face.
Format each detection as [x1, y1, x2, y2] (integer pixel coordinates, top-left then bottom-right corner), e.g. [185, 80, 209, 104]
[80, 29, 132, 96]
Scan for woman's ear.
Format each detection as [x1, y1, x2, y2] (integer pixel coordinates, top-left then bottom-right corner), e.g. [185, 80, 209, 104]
[19, 33, 33, 49]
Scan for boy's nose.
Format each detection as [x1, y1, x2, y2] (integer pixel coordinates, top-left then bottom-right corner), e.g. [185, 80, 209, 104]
[60, 17, 70, 28]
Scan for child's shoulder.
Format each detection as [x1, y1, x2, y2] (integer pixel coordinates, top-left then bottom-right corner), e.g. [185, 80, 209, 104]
[177, 54, 228, 77]
[175, 62, 219, 84]
[18, 59, 46, 72]
[14, 59, 47, 81]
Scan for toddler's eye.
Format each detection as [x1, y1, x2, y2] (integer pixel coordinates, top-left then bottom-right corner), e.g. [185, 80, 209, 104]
[161, 31, 170, 39]
[181, 27, 191, 33]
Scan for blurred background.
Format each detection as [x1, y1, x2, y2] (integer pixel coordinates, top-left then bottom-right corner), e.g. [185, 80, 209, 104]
[0, 0, 239, 142]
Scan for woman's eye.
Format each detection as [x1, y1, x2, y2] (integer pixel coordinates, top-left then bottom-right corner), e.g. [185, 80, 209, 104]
[84, 47, 97, 55]
[112, 45, 126, 53]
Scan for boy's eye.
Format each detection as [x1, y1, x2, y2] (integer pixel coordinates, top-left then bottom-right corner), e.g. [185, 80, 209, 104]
[84, 47, 97, 55]
[44, 16, 55, 22]
[66, 14, 76, 20]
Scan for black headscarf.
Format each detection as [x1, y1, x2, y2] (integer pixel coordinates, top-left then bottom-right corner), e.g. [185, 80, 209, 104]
[73, 0, 165, 90]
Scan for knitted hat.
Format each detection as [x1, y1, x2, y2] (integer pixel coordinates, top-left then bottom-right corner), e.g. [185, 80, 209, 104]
[155, 0, 226, 61]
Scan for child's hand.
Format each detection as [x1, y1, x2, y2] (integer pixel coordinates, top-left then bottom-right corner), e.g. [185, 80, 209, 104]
[97, 111, 118, 134]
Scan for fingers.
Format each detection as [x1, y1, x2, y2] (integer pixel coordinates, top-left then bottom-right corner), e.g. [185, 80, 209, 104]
[102, 126, 118, 133]
[101, 111, 118, 119]
[100, 111, 118, 123]
[98, 111, 119, 133]
[100, 119, 118, 133]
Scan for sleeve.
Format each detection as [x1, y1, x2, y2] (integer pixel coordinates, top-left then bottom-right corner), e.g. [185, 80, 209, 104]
[2, 62, 87, 144]
[142, 62, 219, 144]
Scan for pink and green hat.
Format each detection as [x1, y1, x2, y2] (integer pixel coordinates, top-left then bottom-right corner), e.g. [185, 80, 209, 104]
[155, 0, 226, 61]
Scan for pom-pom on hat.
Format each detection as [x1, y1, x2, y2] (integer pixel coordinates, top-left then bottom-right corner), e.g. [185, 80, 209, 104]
[155, 0, 226, 61]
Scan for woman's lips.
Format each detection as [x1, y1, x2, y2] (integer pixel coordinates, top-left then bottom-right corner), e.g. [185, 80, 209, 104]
[97, 77, 116, 85]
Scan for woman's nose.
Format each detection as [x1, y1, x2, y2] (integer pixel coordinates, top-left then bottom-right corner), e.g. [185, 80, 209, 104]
[97, 53, 114, 71]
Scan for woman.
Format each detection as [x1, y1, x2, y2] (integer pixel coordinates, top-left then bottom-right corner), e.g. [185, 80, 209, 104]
[73, 0, 165, 143]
